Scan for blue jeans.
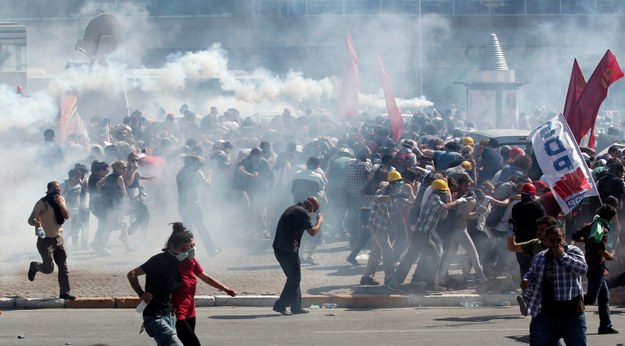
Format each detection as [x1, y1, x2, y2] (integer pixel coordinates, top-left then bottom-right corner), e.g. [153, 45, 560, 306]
[274, 249, 302, 311]
[585, 271, 612, 330]
[530, 311, 586, 346]
[143, 313, 183, 346]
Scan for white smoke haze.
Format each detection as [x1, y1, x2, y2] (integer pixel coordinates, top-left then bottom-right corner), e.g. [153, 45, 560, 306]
[48, 64, 128, 98]
[0, 85, 57, 131]
[0, 85, 60, 269]
[3, 2, 625, 285]
[359, 92, 434, 112]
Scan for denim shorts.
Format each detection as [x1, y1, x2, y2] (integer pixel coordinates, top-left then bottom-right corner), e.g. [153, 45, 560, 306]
[143, 313, 183, 346]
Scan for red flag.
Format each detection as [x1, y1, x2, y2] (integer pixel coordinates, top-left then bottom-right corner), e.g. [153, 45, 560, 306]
[339, 31, 359, 117]
[378, 54, 404, 142]
[60, 95, 90, 145]
[563, 59, 586, 129]
[568, 50, 624, 148]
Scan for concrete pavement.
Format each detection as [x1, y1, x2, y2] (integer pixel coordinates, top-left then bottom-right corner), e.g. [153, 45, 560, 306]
[2, 238, 625, 310]
[3, 306, 625, 346]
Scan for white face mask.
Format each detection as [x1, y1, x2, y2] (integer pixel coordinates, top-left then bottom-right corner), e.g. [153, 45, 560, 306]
[186, 247, 196, 260]
[170, 249, 188, 261]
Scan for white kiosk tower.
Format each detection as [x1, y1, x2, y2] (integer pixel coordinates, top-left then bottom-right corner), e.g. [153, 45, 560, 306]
[458, 33, 525, 129]
[0, 23, 27, 89]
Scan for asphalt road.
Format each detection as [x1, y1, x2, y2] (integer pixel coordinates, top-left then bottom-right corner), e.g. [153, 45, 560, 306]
[2, 306, 624, 346]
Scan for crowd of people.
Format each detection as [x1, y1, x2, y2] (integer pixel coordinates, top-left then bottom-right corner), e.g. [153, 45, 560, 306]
[26, 102, 625, 344]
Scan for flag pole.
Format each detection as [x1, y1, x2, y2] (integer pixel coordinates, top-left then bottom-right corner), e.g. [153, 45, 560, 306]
[557, 112, 602, 206]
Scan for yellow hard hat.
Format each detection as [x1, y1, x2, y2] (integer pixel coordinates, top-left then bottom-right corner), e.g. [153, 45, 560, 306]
[431, 179, 450, 191]
[388, 170, 403, 182]
[463, 136, 475, 146]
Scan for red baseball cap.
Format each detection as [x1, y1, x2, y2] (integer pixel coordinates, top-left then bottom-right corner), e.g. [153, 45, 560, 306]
[522, 183, 537, 195]
[509, 147, 526, 160]
[533, 180, 548, 191]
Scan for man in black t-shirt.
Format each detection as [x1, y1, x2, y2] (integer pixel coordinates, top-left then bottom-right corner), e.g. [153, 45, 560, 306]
[511, 183, 546, 278]
[272, 196, 324, 315]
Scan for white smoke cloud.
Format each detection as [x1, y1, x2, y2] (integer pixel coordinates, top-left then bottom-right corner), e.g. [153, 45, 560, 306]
[359, 92, 433, 112]
[48, 64, 128, 98]
[0, 85, 57, 131]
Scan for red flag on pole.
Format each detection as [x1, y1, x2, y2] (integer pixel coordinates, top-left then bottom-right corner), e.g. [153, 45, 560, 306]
[378, 54, 404, 142]
[568, 50, 623, 148]
[563, 59, 586, 131]
[60, 95, 90, 145]
[339, 31, 359, 117]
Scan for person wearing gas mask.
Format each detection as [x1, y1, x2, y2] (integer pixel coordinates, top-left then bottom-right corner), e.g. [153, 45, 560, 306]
[27, 181, 74, 300]
[359, 170, 414, 286]
[127, 223, 193, 345]
[389, 178, 465, 292]
[167, 222, 237, 346]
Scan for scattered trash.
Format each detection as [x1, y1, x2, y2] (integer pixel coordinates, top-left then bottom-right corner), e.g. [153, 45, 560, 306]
[322, 303, 338, 309]
[65, 343, 72, 345]
[325, 312, 336, 316]
[460, 301, 482, 307]
[309, 304, 320, 309]
[496, 301, 511, 307]
[17, 335, 25, 339]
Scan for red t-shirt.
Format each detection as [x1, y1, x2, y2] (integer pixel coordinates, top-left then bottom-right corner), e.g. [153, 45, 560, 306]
[172, 258, 204, 320]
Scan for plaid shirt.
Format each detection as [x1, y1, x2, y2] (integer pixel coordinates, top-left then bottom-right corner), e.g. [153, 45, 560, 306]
[523, 245, 587, 318]
[343, 159, 372, 198]
[367, 188, 393, 236]
[414, 193, 445, 234]
[367, 187, 412, 233]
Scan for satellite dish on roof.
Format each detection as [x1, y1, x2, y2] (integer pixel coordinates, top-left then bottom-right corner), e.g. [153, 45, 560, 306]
[75, 13, 120, 62]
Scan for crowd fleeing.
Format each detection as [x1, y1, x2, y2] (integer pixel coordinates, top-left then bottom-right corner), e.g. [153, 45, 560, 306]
[27, 104, 625, 344]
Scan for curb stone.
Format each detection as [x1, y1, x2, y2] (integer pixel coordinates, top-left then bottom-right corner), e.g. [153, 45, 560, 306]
[4, 290, 625, 309]
[67, 297, 115, 308]
[216, 295, 276, 307]
[195, 296, 216, 307]
[0, 298, 15, 309]
[14, 297, 64, 309]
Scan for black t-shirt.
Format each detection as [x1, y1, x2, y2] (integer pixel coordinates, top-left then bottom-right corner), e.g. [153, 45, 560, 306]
[232, 157, 258, 190]
[511, 199, 546, 242]
[272, 203, 314, 252]
[584, 220, 609, 275]
[101, 173, 124, 209]
[140, 252, 182, 316]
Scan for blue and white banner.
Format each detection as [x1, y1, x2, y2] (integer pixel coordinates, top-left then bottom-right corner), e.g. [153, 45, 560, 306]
[528, 113, 598, 215]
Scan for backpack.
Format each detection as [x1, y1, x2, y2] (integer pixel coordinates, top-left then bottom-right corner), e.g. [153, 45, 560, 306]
[393, 151, 412, 175]
[485, 182, 515, 228]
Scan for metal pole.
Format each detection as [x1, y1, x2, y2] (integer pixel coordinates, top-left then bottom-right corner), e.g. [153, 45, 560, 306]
[418, 0, 423, 96]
